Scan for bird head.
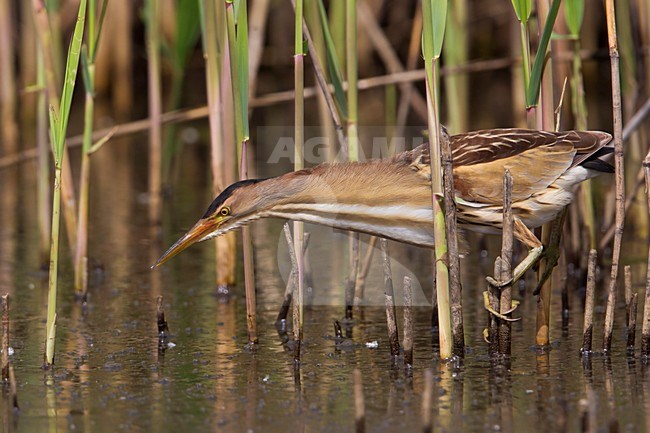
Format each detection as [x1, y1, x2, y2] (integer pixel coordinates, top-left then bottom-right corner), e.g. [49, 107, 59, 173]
[152, 178, 267, 268]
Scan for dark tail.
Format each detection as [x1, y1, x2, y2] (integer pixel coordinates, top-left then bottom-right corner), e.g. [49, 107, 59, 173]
[582, 145, 614, 173]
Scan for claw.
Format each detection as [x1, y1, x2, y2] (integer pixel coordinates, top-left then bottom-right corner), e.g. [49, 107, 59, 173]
[483, 291, 522, 322]
[501, 299, 520, 315]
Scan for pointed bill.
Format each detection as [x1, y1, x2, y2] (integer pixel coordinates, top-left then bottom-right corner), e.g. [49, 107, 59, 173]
[151, 219, 217, 268]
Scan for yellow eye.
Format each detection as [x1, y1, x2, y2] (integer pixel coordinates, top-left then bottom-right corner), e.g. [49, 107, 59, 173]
[219, 207, 230, 216]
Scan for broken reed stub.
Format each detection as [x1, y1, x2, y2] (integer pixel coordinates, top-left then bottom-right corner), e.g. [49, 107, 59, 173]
[403, 276, 414, 367]
[581, 250, 597, 354]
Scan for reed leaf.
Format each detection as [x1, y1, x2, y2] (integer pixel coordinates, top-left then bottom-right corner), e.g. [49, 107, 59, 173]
[511, 0, 531, 24]
[526, 0, 561, 108]
[173, 0, 200, 70]
[316, 0, 347, 119]
[90, 0, 108, 61]
[56, 0, 87, 158]
[564, 0, 584, 37]
[80, 47, 92, 95]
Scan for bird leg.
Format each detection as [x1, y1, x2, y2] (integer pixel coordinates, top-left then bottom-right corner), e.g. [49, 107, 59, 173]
[486, 218, 543, 288]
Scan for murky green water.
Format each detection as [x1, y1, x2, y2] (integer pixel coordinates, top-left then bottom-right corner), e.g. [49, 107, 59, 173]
[1, 135, 649, 433]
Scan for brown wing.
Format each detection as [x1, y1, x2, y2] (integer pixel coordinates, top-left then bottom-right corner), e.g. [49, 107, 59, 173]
[398, 128, 611, 204]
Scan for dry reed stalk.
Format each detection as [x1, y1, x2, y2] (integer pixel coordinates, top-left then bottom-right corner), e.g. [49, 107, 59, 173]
[357, 1, 427, 121]
[2, 52, 616, 170]
[628, 292, 638, 352]
[499, 171, 514, 355]
[247, 0, 270, 103]
[307, 0, 338, 162]
[219, 35, 238, 287]
[0, 0, 18, 154]
[431, 257, 438, 329]
[532, 0, 561, 346]
[535, 210, 566, 346]
[111, 0, 134, 118]
[240, 145, 258, 344]
[488, 258, 502, 355]
[292, 278, 300, 360]
[510, 19, 526, 127]
[8, 59, 517, 161]
[380, 239, 400, 358]
[559, 251, 569, 326]
[396, 3, 422, 135]
[353, 369, 365, 433]
[346, 234, 359, 319]
[603, 0, 625, 353]
[20, 0, 37, 119]
[625, 265, 632, 325]
[403, 276, 414, 366]
[442, 0, 468, 133]
[278, 227, 310, 328]
[146, 0, 162, 225]
[278, 223, 298, 324]
[422, 368, 434, 433]
[346, 0, 361, 320]
[8, 364, 17, 409]
[1, 294, 8, 382]
[600, 98, 650, 248]
[354, 236, 378, 304]
[291, 0, 348, 159]
[302, 232, 314, 306]
[36, 50, 50, 262]
[293, 0, 305, 362]
[643, 152, 650, 356]
[199, 0, 234, 288]
[581, 249, 597, 354]
[441, 127, 464, 357]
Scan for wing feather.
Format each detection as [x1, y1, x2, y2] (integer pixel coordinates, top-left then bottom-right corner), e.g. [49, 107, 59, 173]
[397, 128, 612, 204]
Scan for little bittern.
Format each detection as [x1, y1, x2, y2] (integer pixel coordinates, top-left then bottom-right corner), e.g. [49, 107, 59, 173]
[153, 128, 613, 283]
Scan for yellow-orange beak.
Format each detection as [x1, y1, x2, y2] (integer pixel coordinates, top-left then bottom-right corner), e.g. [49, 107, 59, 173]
[151, 218, 219, 268]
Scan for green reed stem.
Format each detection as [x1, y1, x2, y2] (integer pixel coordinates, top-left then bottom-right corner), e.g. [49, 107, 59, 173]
[75, 0, 107, 298]
[43, 0, 87, 366]
[422, 0, 452, 360]
[329, 0, 345, 73]
[226, 0, 257, 344]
